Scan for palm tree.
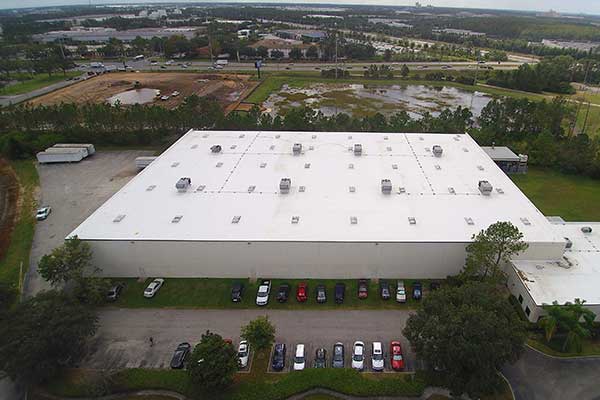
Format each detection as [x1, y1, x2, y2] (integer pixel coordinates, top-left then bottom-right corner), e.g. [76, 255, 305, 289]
[540, 299, 596, 352]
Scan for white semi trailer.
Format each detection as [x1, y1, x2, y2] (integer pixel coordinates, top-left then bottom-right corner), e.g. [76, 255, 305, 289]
[36, 149, 85, 164]
[52, 143, 96, 156]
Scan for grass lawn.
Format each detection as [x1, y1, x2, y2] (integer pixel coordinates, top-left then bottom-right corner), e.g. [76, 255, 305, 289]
[527, 334, 600, 357]
[0, 160, 39, 290]
[110, 277, 430, 310]
[0, 72, 80, 96]
[511, 167, 600, 221]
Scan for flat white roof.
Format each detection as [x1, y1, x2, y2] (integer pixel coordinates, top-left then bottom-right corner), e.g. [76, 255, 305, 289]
[512, 222, 600, 306]
[70, 131, 563, 244]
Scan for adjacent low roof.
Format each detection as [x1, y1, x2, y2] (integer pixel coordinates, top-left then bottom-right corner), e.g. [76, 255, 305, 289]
[512, 222, 600, 306]
[69, 131, 564, 244]
[481, 146, 520, 162]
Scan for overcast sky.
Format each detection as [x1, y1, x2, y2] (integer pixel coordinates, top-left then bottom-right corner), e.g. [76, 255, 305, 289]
[1, 0, 598, 15]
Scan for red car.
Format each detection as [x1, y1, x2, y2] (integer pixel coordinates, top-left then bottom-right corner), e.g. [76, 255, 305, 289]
[390, 341, 405, 371]
[296, 282, 308, 302]
[357, 279, 368, 299]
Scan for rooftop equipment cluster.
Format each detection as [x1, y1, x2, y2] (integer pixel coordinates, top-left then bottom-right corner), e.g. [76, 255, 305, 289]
[176, 177, 192, 192]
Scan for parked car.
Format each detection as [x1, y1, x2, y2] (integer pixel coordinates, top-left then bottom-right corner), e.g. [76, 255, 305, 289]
[160, 95, 170, 101]
[36, 206, 51, 220]
[332, 342, 345, 368]
[334, 282, 345, 304]
[276, 283, 290, 302]
[171, 91, 180, 97]
[390, 341, 405, 371]
[316, 284, 327, 303]
[412, 281, 423, 300]
[358, 279, 368, 299]
[271, 343, 286, 371]
[170, 342, 191, 369]
[231, 282, 244, 302]
[380, 280, 390, 300]
[293, 344, 306, 370]
[371, 342, 384, 371]
[144, 278, 164, 298]
[238, 340, 250, 368]
[314, 348, 327, 368]
[256, 280, 271, 306]
[296, 282, 308, 302]
[396, 280, 406, 303]
[430, 281, 441, 291]
[106, 282, 124, 301]
[352, 341, 365, 370]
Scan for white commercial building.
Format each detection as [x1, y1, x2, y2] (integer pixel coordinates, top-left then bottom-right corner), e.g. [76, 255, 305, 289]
[70, 130, 568, 281]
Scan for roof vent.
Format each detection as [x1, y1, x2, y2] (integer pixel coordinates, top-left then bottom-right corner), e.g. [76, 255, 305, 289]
[260, 162, 267, 168]
[299, 185, 306, 192]
[354, 144, 363, 156]
[520, 218, 531, 226]
[432, 145, 443, 157]
[269, 145, 275, 150]
[211, 145, 222, 153]
[384, 136, 389, 140]
[381, 179, 392, 194]
[216, 162, 223, 168]
[349, 186, 356, 193]
[304, 163, 311, 169]
[478, 180, 493, 195]
[350, 216, 358, 225]
[275, 134, 281, 139]
[113, 214, 126, 223]
[248, 185, 256, 193]
[202, 133, 209, 138]
[348, 163, 354, 169]
[172, 215, 183, 223]
[477, 165, 484, 171]
[496, 188, 504, 194]
[408, 217, 417, 225]
[448, 187, 455, 194]
[312, 134, 317, 139]
[392, 164, 398, 170]
[291, 216, 300, 224]
[434, 164, 441, 170]
[239, 134, 245, 138]
[191, 144, 198, 149]
[386, 146, 392, 152]
[171, 162, 179, 168]
[279, 178, 291, 194]
[464, 217, 474, 225]
[581, 226, 593, 234]
[146, 185, 156, 191]
[398, 187, 406, 193]
[175, 177, 192, 192]
[293, 143, 302, 155]
[196, 185, 206, 192]
[230, 144, 237, 149]
[564, 237, 573, 249]
[232, 215, 241, 224]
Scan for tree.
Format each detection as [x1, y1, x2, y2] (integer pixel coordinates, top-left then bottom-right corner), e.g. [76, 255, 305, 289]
[403, 282, 527, 397]
[0, 282, 17, 311]
[400, 64, 410, 78]
[240, 315, 275, 350]
[289, 47, 303, 60]
[539, 299, 596, 352]
[270, 49, 284, 59]
[188, 330, 238, 389]
[0, 290, 98, 384]
[383, 49, 393, 61]
[461, 221, 528, 283]
[306, 45, 319, 59]
[256, 46, 268, 59]
[38, 236, 93, 286]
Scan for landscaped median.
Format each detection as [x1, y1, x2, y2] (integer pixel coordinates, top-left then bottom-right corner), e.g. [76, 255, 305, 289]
[109, 277, 432, 309]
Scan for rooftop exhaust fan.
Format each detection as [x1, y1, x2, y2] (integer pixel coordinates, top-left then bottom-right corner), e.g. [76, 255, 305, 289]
[478, 180, 493, 195]
[293, 143, 302, 155]
[280, 178, 291, 194]
[381, 179, 392, 194]
[432, 145, 443, 157]
[176, 177, 192, 192]
[210, 145, 222, 153]
[564, 237, 573, 249]
[581, 226, 593, 234]
[354, 144, 363, 156]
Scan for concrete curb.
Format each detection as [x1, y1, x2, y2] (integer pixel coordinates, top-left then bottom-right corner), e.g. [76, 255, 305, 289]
[526, 343, 600, 360]
[35, 389, 190, 400]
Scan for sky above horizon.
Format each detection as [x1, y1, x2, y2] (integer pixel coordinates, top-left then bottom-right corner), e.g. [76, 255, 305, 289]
[1, 0, 599, 15]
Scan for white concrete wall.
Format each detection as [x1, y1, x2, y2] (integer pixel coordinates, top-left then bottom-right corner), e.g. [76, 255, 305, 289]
[85, 239, 562, 280]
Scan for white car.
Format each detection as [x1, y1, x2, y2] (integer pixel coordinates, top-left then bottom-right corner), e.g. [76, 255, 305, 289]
[256, 280, 271, 306]
[160, 95, 170, 101]
[352, 341, 365, 370]
[171, 91, 180, 97]
[293, 343, 306, 370]
[396, 280, 407, 303]
[371, 342, 384, 371]
[36, 206, 51, 220]
[238, 340, 250, 368]
[144, 278, 164, 298]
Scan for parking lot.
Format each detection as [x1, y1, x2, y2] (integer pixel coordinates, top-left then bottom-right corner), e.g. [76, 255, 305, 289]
[83, 309, 419, 371]
[24, 150, 154, 296]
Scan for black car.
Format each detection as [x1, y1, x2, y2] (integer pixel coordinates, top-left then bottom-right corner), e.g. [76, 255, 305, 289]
[412, 281, 423, 300]
[316, 284, 327, 303]
[380, 280, 390, 300]
[272, 343, 286, 371]
[332, 342, 344, 368]
[106, 282, 124, 301]
[231, 282, 244, 302]
[334, 282, 346, 304]
[276, 283, 290, 303]
[315, 348, 327, 368]
[170, 342, 191, 369]
[430, 281, 441, 291]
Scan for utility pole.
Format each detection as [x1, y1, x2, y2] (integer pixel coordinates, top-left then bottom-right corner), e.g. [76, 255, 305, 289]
[335, 29, 338, 80]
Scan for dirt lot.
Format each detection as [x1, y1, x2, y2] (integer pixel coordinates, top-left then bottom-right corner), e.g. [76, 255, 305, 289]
[29, 72, 256, 111]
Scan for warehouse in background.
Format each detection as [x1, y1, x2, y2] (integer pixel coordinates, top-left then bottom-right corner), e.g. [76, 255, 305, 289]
[481, 144, 528, 174]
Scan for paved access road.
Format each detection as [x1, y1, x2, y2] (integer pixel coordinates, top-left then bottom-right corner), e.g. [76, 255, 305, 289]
[83, 309, 415, 372]
[0, 74, 86, 107]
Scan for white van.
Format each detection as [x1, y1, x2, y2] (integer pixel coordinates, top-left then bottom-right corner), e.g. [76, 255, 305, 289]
[396, 280, 406, 303]
[293, 344, 305, 370]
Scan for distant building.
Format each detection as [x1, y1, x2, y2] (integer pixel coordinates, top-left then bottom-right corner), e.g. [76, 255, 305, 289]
[33, 27, 200, 43]
[237, 29, 252, 39]
[250, 38, 317, 58]
[541, 39, 599, 52]
[276, 29, 326, 42]
[481, 146, 528, 174]
[433, 28, 486, 37]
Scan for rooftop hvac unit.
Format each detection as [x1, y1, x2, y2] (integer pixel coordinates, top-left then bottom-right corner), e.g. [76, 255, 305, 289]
[354, 144, 362, 156]
[581, 226, 593, 234]
[176, 177, 192, 192]
[293, 143, 302, 155]
[432, 145, 443, 157]
[478, 180, 493, 195]
[564, 237, 573, 249]
[210, 145, 222, 153]
[381, 179, 392, 194]
[280, 178, 291, 194]
[519, 154, 528, 163]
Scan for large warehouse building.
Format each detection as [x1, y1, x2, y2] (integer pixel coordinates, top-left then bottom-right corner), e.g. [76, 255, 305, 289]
[70, 130, 567, 281]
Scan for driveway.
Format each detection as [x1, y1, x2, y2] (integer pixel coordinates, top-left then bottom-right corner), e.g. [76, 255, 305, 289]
[83, 309, 416, 372]
[24, 151, 153, 296]
[503, 346, 600, 400]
